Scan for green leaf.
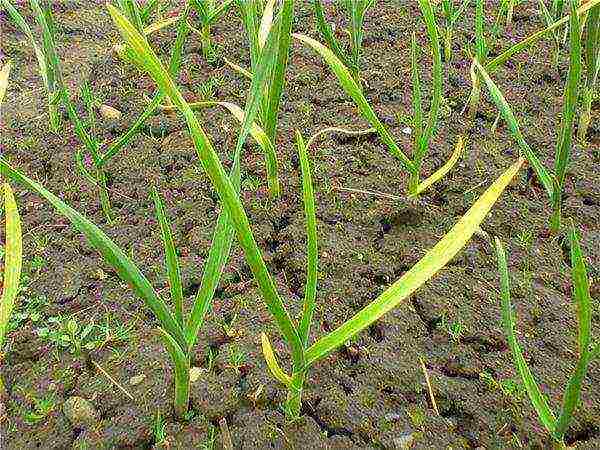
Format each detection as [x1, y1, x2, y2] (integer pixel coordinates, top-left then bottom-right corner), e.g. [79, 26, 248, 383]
[1, 0, 50, 93]
[151, 188, 184, 328]
[295, 131, 318, 347]
[186, 19, 284, 349]
[486, 0, 600, 72]
[474, 61, 554, 199]
[263, 0, 294, 143]
[494, 237, 557, 436]
[107, 4, 304, 366]
[411, 32, 423, 147]
[0, 160, 187, 350]
[0, 184, 23, 348]
[99, 5, 190, 167]
[304, 158, 525, 366]
[568, 224, 591, 357]
[313, 0, 354, 71]
[414, 0, 442, 165]
[553, 222, 595, 438]
[475, 0, 488, 61]
[294, 33, 416, 174]
[554, 0, 582, 191]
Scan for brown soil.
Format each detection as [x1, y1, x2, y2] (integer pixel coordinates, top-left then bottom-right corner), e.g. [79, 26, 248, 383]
[1, 1, 599, 449]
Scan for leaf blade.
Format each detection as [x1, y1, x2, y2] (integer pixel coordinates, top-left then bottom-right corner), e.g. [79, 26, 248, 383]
[305, 158, 525, 366]
[0, 184, 23, 347]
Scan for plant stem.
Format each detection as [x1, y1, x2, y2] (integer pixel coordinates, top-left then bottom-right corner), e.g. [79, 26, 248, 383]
[48, 100, 60, 133]
[174, 359, 190, 418]
[285, 370, 306, 420]
[550, 195, 562, 233]
[408, 169, 421, 195]
[200, 23, 214, 61]
[96, 168, 114, 223]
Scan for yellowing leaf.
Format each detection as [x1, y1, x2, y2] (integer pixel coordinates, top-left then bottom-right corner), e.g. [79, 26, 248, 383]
[304, 158, 525, 366]
[261, 333, 291, 386]
[0, 183, 23, 348]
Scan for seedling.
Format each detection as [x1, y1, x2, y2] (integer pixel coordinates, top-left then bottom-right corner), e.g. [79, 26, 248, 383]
[464, 0, 489, 120]
[312, 0, 376, 86]
[485, 0, 599, 73]
[36, 317, 101, 355]
[539, 0, 563, 67]
[2, 0, 192, 222]
[1, 0, 61, 131]
[494, 225, 599, 448]
[496, 0, 520, 28]
[152, 410, 168, 446]
[22, 393, 56, 425]
[438, 0, 470, 63]
[474, 0, 583, 232]
[101, 5, 527, 419]
[296, 0, 461, 197]
[234, 0, 294, 171]
[190, 0, 235, 61]
[0, 0, 287, 417]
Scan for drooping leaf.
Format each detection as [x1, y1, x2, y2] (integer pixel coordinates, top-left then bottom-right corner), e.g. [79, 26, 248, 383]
[304, 158, 525, 366]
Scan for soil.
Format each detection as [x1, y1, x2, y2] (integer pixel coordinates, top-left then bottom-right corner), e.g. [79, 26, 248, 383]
[1, 1, 599, 449]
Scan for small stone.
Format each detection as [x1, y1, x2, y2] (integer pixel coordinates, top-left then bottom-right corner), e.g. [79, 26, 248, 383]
[402, 127, 412, 135]
[129, 374, 145, 386]
[99, 104, 122, 120]
[393, 431, 416, 449]
[63, 396, 99, 429]
[95, 268, 107, 280]
[189, 366, 205, 383]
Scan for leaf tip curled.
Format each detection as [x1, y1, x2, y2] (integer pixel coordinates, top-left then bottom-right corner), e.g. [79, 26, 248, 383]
[260, 333, 291, 387]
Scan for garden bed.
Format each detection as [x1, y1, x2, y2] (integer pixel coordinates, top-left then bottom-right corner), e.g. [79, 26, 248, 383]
[1, 1, 600, 448]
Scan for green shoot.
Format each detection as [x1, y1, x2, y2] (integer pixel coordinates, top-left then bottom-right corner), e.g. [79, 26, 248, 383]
[474, 0, 582, 232]
[0, 158, 246, 417]
[494, 225, 599, 447]
[231, 0, 295, 195]
[486, 0, 599, 73]
[439, 0, 470, 63]
[3, 0, 193, 222]
[1, 0, 61, 132]
[107, 2, 525, 420]
[295, 0, 456, 197]
[578, 4, 599, 140]
[190, 0, 235, 61]
[497, 0, 519, 29]
[539, 0, 563, 67]
[465, 0, 488, 120]
[408, 0, 444, 195]
[312, 0, 377, 86]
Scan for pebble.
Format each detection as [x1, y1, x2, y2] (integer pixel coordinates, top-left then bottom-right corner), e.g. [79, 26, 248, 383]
[129, 374, 145, 386]
[393, 431, 416, 449]
[63, 396, 99, 429]
[189, 366, 205, 383]
[99, 104, 122, 120]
